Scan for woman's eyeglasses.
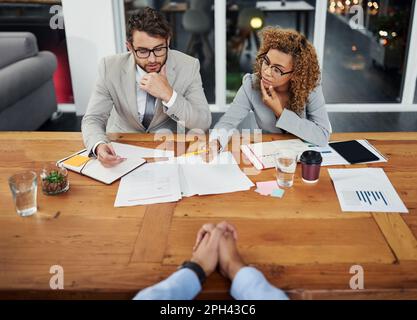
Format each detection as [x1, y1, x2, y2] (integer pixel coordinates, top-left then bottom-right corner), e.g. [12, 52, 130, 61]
[260, 55, 294, 78]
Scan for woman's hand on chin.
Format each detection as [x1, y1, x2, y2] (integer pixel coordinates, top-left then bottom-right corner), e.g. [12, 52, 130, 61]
[260, 83, 284, 117]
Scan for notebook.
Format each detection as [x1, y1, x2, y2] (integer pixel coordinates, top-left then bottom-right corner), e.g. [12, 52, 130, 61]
[57, 146, 147, 185]
[240, 139, 310, 170]
[329, 140, 380, 164]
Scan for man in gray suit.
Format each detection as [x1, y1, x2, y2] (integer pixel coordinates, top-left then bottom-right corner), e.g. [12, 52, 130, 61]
[82, 7, 211, 167]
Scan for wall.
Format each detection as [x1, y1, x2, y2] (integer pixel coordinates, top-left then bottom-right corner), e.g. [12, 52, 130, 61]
[62, 0, 118, 115]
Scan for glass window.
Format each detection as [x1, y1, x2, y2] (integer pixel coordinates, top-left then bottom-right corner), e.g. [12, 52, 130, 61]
[226, 0, 316, 103]
[323, 0, 414, 103]
[123, 0, 215, 103]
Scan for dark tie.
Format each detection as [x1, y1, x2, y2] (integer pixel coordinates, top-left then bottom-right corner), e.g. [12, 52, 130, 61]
[142, 93, 156, 129]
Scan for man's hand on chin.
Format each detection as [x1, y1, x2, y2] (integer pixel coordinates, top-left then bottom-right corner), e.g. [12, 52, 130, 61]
[139, 65, 173, 103]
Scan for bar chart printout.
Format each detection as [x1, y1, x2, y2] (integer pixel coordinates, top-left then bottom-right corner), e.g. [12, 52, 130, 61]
[328, 168, 408, 213]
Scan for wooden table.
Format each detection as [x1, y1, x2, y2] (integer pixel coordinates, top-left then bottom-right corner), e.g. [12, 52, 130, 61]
[1, 132, 417, 299]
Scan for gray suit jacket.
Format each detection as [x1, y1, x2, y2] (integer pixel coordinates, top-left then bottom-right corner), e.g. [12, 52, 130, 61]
[212, 73, 331, 147]
[82, 50, 211, 154]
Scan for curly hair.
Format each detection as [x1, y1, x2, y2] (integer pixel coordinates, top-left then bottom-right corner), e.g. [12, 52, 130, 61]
[127, 7, 172, 43]
[253, 27, 321, 115]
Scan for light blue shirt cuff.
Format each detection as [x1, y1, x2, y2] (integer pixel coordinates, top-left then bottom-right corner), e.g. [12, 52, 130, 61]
[133, 268, 202, 300]
[231, 266, 289, 300]
[162, 90, 178, 108]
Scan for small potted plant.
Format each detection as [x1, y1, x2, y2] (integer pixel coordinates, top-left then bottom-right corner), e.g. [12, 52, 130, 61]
[40, 163, 69, 195]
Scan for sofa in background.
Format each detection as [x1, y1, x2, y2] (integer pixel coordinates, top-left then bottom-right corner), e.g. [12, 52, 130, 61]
[0, 32, 57, 130]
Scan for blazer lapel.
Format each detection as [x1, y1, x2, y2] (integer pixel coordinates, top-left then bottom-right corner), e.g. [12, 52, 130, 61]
[122, 53, 146, 131]
[165, 49, 176, 85]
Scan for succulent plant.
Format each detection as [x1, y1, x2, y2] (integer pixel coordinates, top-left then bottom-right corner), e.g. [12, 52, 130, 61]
[44, 170, 65, 183]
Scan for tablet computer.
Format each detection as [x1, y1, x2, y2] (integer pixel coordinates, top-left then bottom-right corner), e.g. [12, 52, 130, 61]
[329, 140, 380, 164]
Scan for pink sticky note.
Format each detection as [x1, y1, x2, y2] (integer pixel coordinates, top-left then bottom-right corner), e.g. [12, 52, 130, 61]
[255, 189, 271, 196]
[255, 181, 278, 196]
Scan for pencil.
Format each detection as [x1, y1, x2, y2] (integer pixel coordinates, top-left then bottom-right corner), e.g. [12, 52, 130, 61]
[184, 149, 208, 157]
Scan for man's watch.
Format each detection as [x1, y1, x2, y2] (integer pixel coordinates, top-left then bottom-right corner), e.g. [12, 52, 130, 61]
[178, 261, 206, 285]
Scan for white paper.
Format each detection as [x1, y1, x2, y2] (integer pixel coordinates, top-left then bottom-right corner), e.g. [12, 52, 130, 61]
[177, 152, 255, 196]
[111, 142, 174, 159]
[178, 164, 196, 197]
[309, 145, 349, 166]
[115, 152, 255, 207]
[114, 161, 181, 207]
[328, 168, 408, 213]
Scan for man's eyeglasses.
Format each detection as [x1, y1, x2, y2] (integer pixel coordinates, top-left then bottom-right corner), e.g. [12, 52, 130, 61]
[260, 55, 294, 78]
[133, 45, 168, 59]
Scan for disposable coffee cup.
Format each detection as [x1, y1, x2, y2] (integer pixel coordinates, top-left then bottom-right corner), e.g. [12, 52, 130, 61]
[300, 150, 322, 184]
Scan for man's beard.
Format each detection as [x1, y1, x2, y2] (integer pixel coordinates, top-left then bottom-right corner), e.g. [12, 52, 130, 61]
[138, 56, 168, 74]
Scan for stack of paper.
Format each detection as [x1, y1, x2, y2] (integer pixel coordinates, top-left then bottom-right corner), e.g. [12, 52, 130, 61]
[114, 161, 181, 207]
[115, 152, 255, 207]
[328, 168, 408, 213]
[177, 152, 254, 197]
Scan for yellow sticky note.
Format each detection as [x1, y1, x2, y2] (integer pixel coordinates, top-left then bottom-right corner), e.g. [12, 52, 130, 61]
[64, 155, 90, 167]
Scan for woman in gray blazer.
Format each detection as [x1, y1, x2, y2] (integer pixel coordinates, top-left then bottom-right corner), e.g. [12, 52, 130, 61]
[209, 27, 331, 152]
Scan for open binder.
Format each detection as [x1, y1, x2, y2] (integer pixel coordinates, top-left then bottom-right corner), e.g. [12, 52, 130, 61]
[57, 149, 146, 185]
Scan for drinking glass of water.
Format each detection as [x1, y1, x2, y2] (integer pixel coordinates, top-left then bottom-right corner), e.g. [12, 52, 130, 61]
[275, 149, 297, 188]
[8, 171, 38, 217]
